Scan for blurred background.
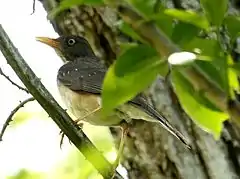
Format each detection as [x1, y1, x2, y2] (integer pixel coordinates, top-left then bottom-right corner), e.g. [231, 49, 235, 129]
[0, 1, 124, 178]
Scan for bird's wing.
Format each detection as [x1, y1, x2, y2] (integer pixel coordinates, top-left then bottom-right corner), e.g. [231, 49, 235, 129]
[57, 59, 106, 94]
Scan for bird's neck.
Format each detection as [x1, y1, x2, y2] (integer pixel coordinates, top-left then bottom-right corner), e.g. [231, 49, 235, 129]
[77, 44, 96, 58]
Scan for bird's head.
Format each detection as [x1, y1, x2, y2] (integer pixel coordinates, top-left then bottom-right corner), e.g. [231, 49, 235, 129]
[36, 35, 95, 62]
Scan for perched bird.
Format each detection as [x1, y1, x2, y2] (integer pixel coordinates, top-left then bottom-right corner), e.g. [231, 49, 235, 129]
[36, 35, 190, 168]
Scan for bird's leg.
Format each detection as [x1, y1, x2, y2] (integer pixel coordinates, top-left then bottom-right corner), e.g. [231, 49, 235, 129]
[112, 122, 129, 176]
[59, 107, 101, 148]
[59, 130, 71, 148]
[75, 106, 101, 124]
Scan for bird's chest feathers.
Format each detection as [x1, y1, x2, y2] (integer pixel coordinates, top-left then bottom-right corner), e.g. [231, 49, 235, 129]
[57, 82, 123, 126]
[57, 82, 100, 118]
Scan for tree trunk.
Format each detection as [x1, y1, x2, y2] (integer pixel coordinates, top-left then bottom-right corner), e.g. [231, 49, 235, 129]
[38, 0, 240, 178]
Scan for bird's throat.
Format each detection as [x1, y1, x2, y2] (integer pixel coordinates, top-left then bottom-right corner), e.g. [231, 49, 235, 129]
[55, 49, 68, 63]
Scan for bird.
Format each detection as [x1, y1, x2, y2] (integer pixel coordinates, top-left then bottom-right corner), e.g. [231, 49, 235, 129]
[36, 35, 191, 170]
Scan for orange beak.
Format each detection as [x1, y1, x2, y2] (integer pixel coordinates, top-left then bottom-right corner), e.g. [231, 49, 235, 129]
[36, 37, 60, 49]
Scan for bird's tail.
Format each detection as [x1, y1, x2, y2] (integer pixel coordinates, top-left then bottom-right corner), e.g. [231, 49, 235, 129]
[144, 104, 191, 149]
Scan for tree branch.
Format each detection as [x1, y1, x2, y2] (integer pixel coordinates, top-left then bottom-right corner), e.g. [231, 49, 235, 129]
[116, 5, 240, 123]
[0, 67, 29, 93]
[31, 0, 36, 15]
[0, 25, 123, 179]
[0, 97, 35, 141]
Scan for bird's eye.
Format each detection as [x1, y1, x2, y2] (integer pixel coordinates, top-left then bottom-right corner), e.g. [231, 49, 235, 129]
[67, 38, 76, 46]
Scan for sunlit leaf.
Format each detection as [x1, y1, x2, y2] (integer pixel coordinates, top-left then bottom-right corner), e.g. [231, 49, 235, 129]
[172, 70, 228, 138]
[164, 9, 210, 30]
[114, 44, 158, 76]
[102, 45, 165, 114]
[230, 62, 240, 96]
[231, 62, 240, 75]
[102, 61, 161, 114]
[200, 0, 227, 26]
[48, 0, 103, 19]
[227, 55, 240, 99]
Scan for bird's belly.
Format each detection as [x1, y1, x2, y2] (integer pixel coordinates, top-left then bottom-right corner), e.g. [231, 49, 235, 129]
[57, 83, 122, 126]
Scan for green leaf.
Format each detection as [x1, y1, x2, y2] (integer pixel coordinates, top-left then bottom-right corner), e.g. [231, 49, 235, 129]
[172, 70, 228, 138]
[114, 44, 158, 76]
[126, 0, 158, 18]
[117, 21, 145, 42]
[227, 55, 240, 99]
[231, 62, 240, 75]
[48, 0, 103, 19]
[224, 15, 240, 40]
[102, 45, 165, 114]
[182, 38, 228, 93]
[164, 9, 210, 30]
[230, 61, 240, 97]
[118, 43, 138, 55]
[148, 12, 174, 37]
[171, 22, 200, 46]
[200, 0, 227, 26]
[183, 38, 222, 57]
[195, 59, 228, 93]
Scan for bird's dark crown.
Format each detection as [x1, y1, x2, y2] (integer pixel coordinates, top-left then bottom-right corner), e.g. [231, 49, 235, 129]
[57, 35, 95, 61]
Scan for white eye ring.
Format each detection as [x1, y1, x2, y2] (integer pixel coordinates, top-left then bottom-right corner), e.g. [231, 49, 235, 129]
[67, 38, 75, 46]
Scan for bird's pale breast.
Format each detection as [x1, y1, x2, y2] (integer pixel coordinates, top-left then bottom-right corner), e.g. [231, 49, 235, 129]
[57, 81, 123, 126]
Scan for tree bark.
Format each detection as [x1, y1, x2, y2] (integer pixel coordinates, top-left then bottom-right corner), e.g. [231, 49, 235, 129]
[38, 0, 240, 178]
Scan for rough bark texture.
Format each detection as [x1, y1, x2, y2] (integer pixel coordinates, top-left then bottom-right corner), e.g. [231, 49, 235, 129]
[38, 0, 240, 178]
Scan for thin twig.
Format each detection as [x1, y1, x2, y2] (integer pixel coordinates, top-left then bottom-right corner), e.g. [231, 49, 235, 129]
[0, 25, 123, 179]
[31, 0, 36, 15]
[0, 67, 29, 93]
[0, 97, 35, 141]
